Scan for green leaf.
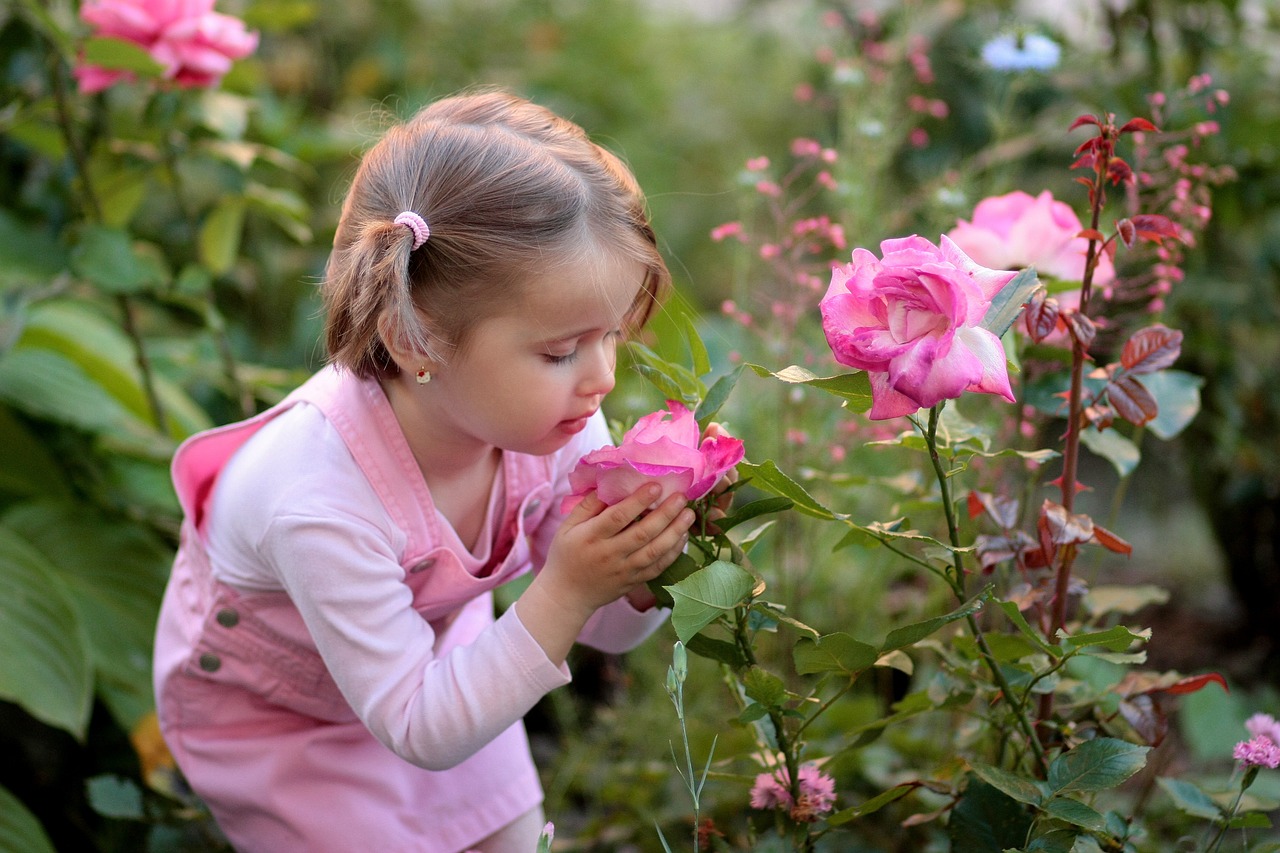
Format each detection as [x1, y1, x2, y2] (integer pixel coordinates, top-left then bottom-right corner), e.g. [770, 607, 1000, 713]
[742, 666, 787, 708]
[0, 209, 66, 291]
[4, 502, 170, 729]
[748, 363, 873, 411]
[646, 551, 700, 610]
[881, 589, 987, 654]
[0, 406, 71, 501]
[666, 561, 755, 643]
[714, 496, 793, 533]
[81, 36, 165, 75]
[738, 460, 838, 520]
[70, 226, 167, 294]
[1047, 738, 1149, 795]
[827, 783, 917, 826]
[1079, 427, 1140, 478]
[0, 525, 92, 738]
[245, 183, 313, 244]
[969, 762, 1048, 806]
[1058, 625, 1149, 654]
[86, 775, 145, 820]
[627, 342, 704, 404]
[793, 632, 879, 676]
[199, 197, 247, 276]
[680, 312, 711, 378]
[980, 267, 1041, 338]
[948, 779, 1034, 853]
[1156, 777, 1221, 820]
[996, 600, 1061, 658]
[1142, 369, 1203, 440]
[1041, 796, 1109, 833]
[682, 633, 747, 668]
[0, 784, 56, 853]
[694, 365, 743, 428]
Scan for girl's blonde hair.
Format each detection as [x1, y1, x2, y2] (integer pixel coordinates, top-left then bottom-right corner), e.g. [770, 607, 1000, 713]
[322, 89, 671, 378]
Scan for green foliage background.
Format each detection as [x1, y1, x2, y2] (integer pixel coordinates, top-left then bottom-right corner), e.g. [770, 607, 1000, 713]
[1, 0, 1278, 850]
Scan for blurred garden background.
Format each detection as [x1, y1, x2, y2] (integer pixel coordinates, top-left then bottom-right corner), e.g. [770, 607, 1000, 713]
[2, 0, 1280, 850]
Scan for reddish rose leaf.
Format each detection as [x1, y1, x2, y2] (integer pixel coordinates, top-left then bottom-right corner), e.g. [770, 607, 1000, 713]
[1042, 500, 1094, 546]
[1130, 214, 1182, 244]
[1108, 374, 1158, 426]
[1120, 117, 1159, 134]
[1121, 324, 1183, 373]
[1107, 157, 1134, 185]
[1162, 672, 1229, 695]
[1069, 114, 1103, 132]
[1078, 228, 1106, 242]
[1024, 290, 1060, 343]
[1120, 694, 1168, 747]
[1092, 523, 1132, 555]
[1116, 218, 1137, 248]
[1063, 310, 1097, 348]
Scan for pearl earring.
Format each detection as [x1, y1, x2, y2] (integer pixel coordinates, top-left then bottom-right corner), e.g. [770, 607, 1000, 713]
[415, 367, 431, 385]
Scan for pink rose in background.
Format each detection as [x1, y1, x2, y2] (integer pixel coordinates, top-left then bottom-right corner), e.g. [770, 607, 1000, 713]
[561, 401, 744, 513]
[820, 234, 1018, 420]
[946, 189, 1115, 286]
[76, 0, 259, 93]
[749, 763, 837, 822]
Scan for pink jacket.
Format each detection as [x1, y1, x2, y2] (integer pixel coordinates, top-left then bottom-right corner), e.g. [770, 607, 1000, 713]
[153, 366, 664, 852]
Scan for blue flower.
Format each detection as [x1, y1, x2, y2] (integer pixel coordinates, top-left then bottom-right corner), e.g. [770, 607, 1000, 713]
[981, 33, 1061, 72]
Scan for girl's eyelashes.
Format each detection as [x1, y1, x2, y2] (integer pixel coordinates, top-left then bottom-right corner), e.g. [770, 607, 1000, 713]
[544, 350, 579, 366]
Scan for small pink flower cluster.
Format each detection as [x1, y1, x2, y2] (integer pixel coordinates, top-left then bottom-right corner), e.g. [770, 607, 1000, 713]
[76, 0, 259, 93]
[1234, 713, 1280, 769]
[749, 763, 837, 822]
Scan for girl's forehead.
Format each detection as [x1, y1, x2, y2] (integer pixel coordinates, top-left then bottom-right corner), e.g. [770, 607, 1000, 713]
[513, 250, 646, 332]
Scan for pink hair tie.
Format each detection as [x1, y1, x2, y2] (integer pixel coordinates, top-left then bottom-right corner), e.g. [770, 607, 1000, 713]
[394, 210, 430, 250]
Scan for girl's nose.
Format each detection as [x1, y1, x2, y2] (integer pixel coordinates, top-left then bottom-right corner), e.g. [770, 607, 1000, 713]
[579, 339, 617, 397]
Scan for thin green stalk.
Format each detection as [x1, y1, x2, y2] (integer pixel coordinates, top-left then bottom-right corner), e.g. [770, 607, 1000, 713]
[918, 405, 1049, 772]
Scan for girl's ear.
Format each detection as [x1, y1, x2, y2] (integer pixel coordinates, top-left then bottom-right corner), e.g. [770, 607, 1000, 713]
[377, 309, 445, 375]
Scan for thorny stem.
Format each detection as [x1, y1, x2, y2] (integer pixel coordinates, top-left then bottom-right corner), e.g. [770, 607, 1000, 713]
[50, 53, 168, 430]
[1204, 766, 1255, 853]
[920, 406, 1049, 773]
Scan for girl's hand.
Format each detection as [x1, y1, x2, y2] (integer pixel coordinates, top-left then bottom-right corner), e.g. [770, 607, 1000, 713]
[519, 483, 693, 663]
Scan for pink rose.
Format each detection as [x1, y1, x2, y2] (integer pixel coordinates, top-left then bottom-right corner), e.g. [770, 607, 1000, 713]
[946, 190, 1115, 286]
[561, 401, 744, 513]
[820, 234, 1018, 420]
[749, 763, 837, 822]
[76, 0, 259, 93]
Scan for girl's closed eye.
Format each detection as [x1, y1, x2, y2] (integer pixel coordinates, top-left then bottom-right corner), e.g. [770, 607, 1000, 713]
[544, 349, 578, 366]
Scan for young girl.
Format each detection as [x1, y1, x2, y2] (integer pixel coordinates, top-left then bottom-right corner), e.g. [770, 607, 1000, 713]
[154, 90, 706, 852]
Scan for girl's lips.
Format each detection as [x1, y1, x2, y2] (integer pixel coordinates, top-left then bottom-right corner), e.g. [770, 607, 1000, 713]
[559, 411, 596, 434]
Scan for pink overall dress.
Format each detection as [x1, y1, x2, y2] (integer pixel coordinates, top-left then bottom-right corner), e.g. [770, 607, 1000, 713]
[153, 367, 568, 852]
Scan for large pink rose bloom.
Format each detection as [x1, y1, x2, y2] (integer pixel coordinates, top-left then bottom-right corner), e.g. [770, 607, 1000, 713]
[947, 190, 1115, 285]
[561, 401, 744, 513]
[76, 0, 259, 93]
[820, 234, 1018, 420]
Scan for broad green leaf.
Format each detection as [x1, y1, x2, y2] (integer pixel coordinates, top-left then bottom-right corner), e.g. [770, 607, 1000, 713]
[0, 209, 66, 290]
[666, 561, 755, 643]
[0, 525, 92, 738]
[714, 496, 793, 533]
[1143, 369, 1203, 440]
[0, 406, 71, 501]
[199, 197, 247, 276]
[1058, 625, 1149, 654]
[748, 363, 873, 411]
[948, 779, 1034, 853]
[827, 783, 917, 826]
[627, 342, 704, 403]
[980, 267, 1041, 338]
[1156, 777, 1221, 820]
[742, 666, 787, 708]
[793, 632, 878, 676]
[0, 784, 56, 853]
[70, 226, 167, 294]
[969, 762, 1048, 806]
[694, 365, 743, 428]
[1047, 738, 1149, 795]
[646, 551, 700, 610]
[86, 156, 149, 228]
[15, 0, 75, 59]
[1079, 427, 1140, 478]
[738, 460, 838, 520]
[1042, 796, 1108, 833]
[86, 775, 145, 820]
[682, 633, 747, 668]
[4, 502, 170, 729]
[245, 183, 312, 244]
[881, 589, 987, 654]
[82, 36, 165, 75]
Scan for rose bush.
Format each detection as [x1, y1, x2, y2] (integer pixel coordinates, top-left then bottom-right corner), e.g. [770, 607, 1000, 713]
[75, 0, 259, 92]
[561, 400, 744, 513]
[818, 234, 1018, 419]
